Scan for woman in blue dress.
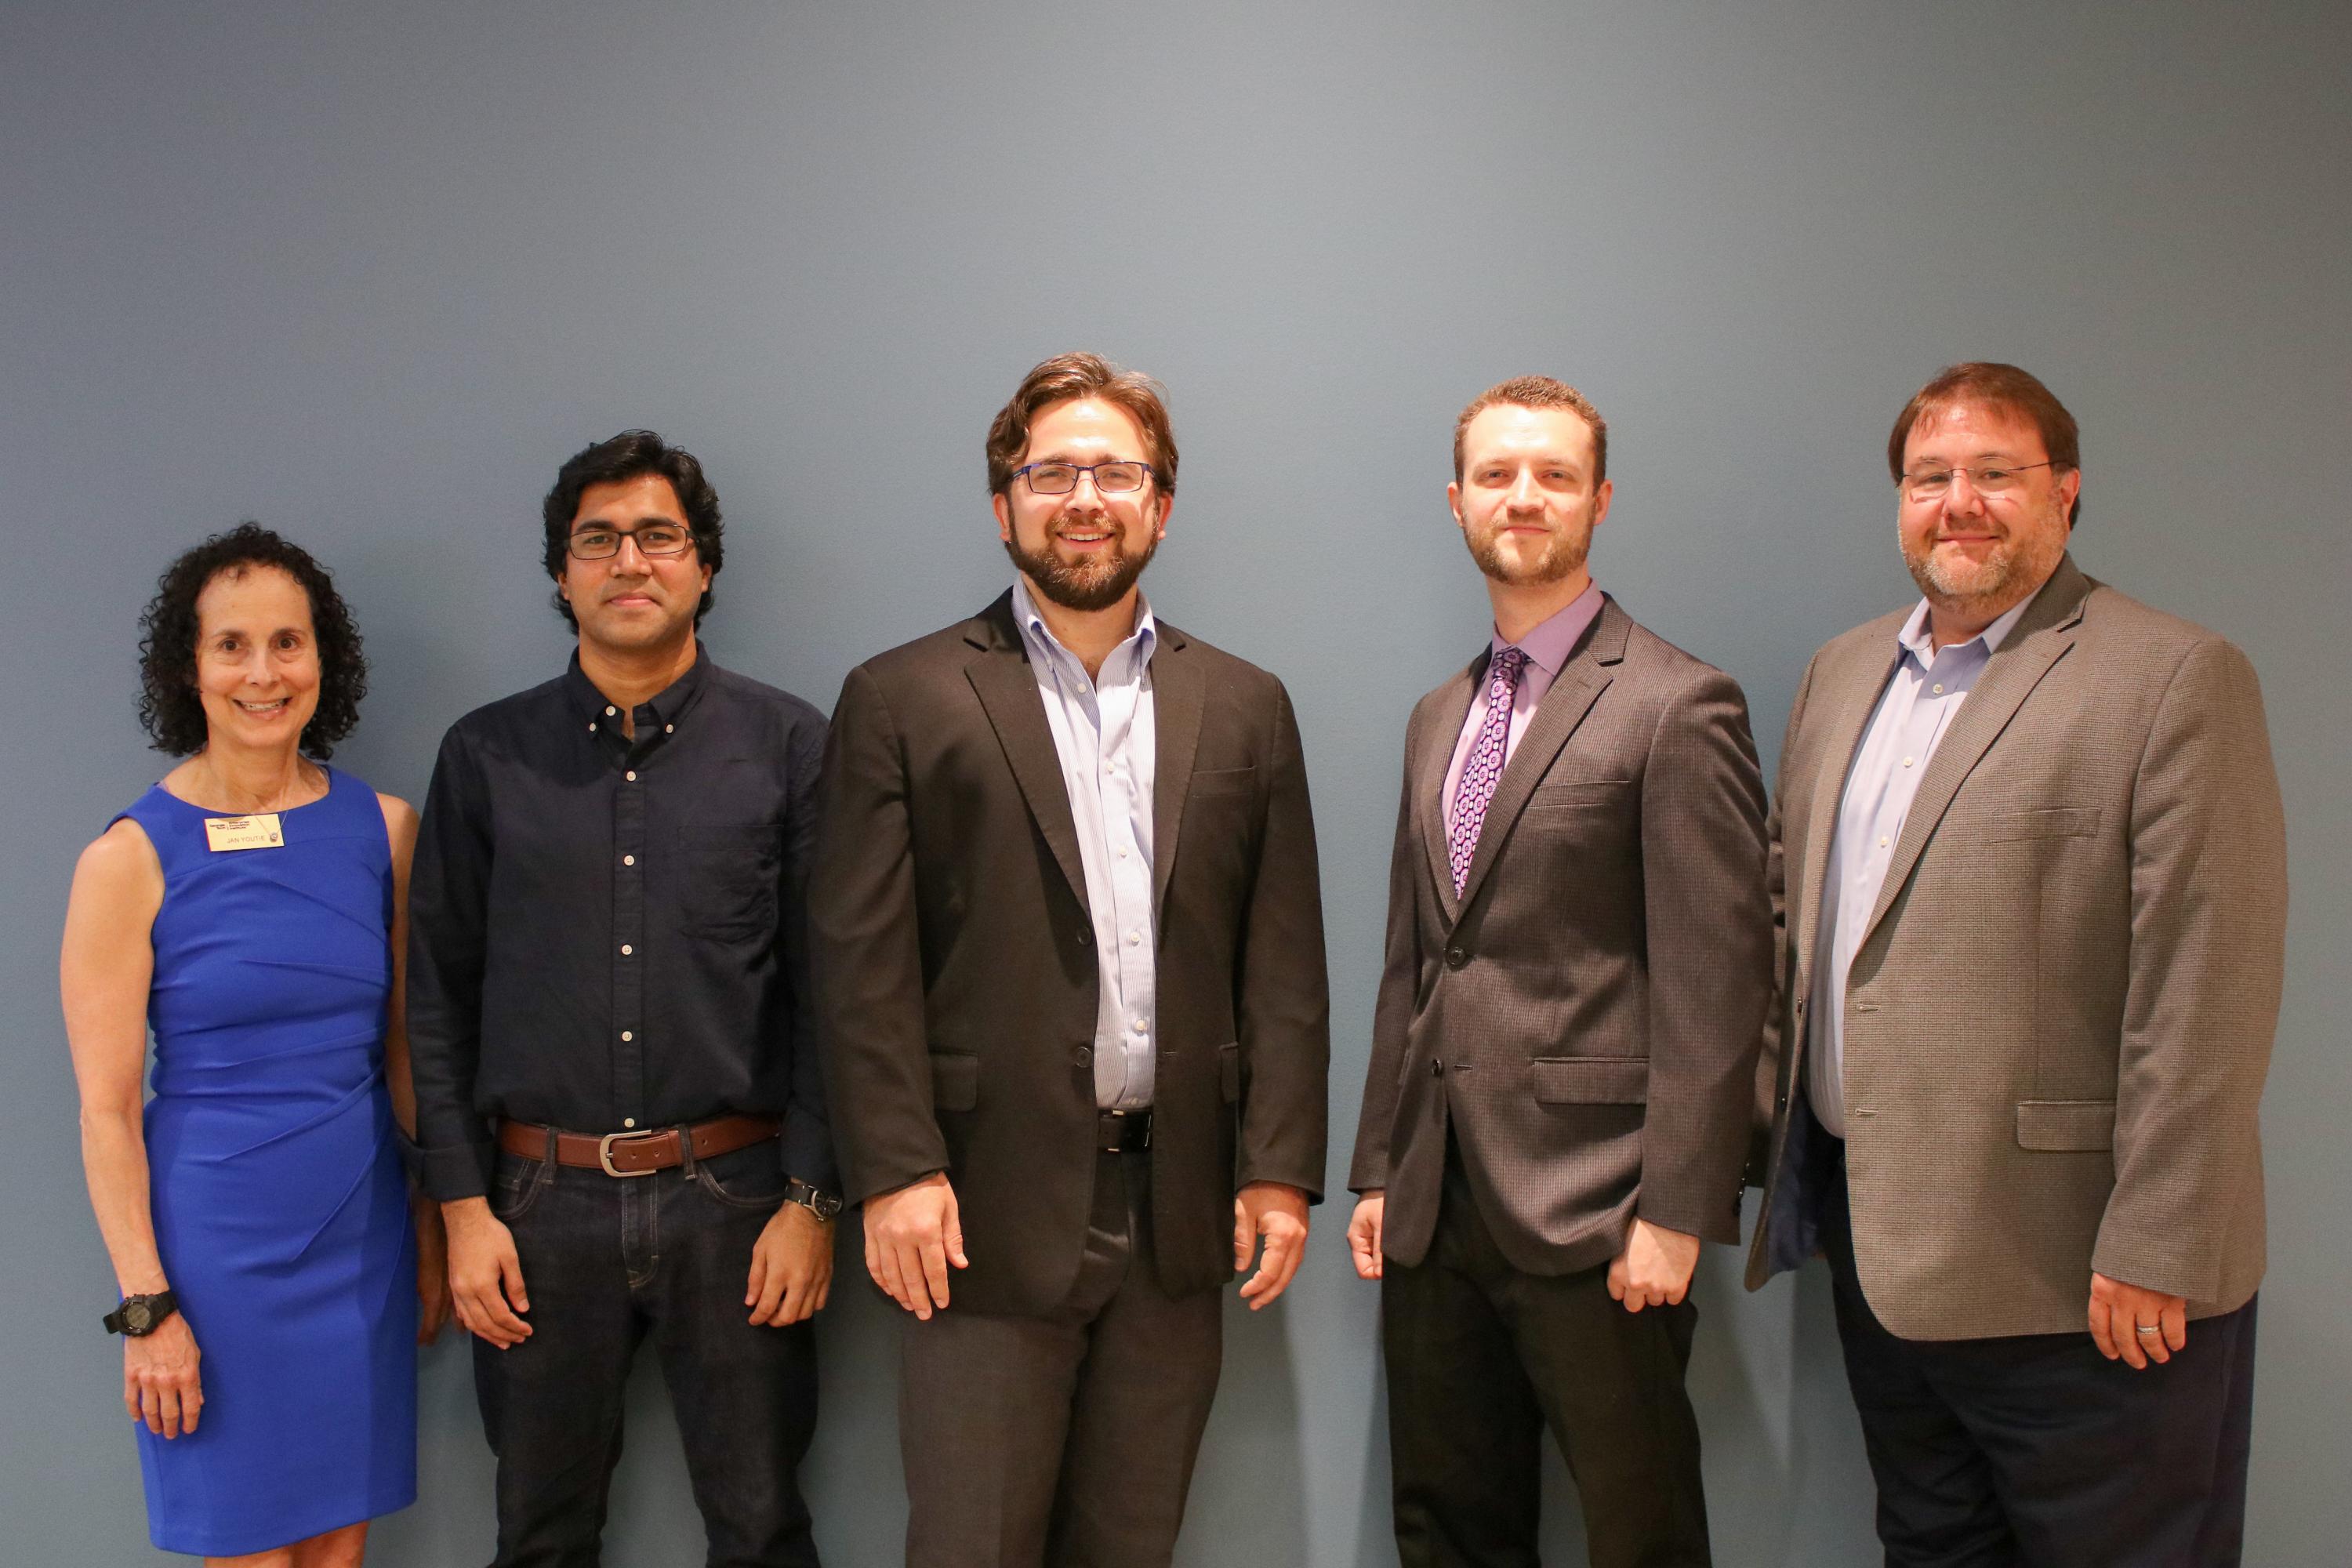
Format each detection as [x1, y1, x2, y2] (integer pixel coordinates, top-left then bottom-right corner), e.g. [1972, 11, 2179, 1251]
[62, 524, 448, 1566]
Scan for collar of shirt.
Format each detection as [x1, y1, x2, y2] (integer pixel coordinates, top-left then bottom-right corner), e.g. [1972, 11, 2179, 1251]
[1490, 580, 1604, 675]
[1010, 576, 1158, 686]
[564, 641, 713, 743]
[1894, 593, 2032, 666]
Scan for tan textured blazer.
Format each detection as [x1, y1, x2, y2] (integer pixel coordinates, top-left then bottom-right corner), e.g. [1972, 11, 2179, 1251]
[1350, 597, 1773, 1274]
[1745, 556, 2288, 1339]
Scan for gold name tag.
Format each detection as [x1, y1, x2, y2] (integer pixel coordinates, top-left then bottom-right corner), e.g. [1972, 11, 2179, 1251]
[204, 814, 285, 852]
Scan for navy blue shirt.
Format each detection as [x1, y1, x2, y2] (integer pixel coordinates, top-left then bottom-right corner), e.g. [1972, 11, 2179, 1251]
[407, 645, 833, 1200]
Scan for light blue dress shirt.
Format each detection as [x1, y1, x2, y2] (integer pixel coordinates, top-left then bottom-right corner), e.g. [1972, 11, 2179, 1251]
[1806, 596, 2031, 1138]
[1011, 577, 1160, 1111]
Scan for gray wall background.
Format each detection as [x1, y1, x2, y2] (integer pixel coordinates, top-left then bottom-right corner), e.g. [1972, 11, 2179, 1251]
[6, 2, 2344, 1563]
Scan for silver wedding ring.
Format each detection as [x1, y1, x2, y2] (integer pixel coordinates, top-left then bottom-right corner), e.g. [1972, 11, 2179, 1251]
[2134, 1323, 2161, 1335]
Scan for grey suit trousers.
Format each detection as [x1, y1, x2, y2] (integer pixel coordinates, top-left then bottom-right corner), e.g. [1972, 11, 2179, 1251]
[898, 1149, 1222, 1568]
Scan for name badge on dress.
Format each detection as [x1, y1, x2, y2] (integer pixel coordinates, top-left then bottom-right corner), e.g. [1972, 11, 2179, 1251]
[204, 814, 285, 851]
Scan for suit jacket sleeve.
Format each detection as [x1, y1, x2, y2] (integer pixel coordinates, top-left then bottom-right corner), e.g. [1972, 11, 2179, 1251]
[406, 725, 496, 1202]
[1748, 651, 1817, 1183]
[811, 664, 945, 1207]
[1348, 710, 1424, 1193]
[1233, 680, 1331, 1199]
[1635, 666, 1773, 1243]
[775, 713, 837, 1191]
[2095, 637, 2287, 1298]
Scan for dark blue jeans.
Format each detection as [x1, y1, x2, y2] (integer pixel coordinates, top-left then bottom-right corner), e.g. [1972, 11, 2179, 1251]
[474, 1142, 821, 1568]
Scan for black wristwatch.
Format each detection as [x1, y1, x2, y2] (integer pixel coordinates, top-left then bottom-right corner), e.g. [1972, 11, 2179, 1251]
[782, 1178, 843, 1223]
[103, 1290, 178, 1337]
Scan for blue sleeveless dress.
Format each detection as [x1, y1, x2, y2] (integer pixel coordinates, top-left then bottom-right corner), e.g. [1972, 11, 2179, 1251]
[119, 766, 417, 1556]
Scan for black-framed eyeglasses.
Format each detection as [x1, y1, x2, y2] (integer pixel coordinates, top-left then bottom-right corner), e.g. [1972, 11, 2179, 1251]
[1012, 460, 1155, 496]
[567, 523, 696, 561]
[1898, 462, 2058, 503]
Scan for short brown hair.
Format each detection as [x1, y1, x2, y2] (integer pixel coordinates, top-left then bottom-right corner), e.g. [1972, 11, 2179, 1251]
[1889, 361, 2082, 520]
[985, 352, 1178, 497]
[1454, 376, 1608, 484]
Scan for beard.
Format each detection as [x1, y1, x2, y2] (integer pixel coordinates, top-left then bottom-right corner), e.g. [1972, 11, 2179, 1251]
[1004, 517, 1159, 612]
[1464, 505, 1594, 587]
[1901, 499, 2069, 621]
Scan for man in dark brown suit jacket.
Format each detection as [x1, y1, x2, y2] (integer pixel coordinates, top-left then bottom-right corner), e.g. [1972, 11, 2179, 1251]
[812, 353, 1329, 1568]
[1747, 364, 2287, 1566]
[1347, 377, 1773, 1568]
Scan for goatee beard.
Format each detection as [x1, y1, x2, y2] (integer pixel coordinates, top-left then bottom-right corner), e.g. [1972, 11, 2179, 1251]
[1004, 527, 1157, 612]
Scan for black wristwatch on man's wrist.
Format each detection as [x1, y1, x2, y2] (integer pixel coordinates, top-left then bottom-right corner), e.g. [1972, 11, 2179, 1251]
[782, 1178, 844, 1223]
[103, 1289, 178, 1337]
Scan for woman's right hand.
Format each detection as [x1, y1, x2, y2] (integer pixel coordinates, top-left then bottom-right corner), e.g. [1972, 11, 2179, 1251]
[124, 1313, 202, 1438]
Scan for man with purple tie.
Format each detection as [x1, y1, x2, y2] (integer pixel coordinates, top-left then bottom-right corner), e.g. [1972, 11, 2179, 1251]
[1347, 377, 1773, 1567]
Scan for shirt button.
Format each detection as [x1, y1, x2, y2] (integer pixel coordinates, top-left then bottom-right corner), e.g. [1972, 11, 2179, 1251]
[665, 724, 673, 734]
[622, 854, 635, 866]
[1116, 848, 1128, 859]
[626, 770, 637, 782]
[605, 706, 617, 716]
[1131, 1018, 1146, 1033]
[620, 1030, 633, 1042]
[1902, 756, 1915, 768]
[587, 721, 597, 733]
[1879, 836, 1889, 848]
[1127, 931, 1141, 946]
[622, 1117, 636, 1129]
[620, 944, 633, 956]
[1932, 684, 1944, 695]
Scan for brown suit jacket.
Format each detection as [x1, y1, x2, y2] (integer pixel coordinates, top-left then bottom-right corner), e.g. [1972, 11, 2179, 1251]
[1746, 556, 2288, 1339]
[812, 593, 1330, 1317]
[1349, 597, 1773, 1275]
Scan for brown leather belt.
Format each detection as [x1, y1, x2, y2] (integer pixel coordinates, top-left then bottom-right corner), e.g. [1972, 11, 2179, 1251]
[498, 1113, 780, 1178]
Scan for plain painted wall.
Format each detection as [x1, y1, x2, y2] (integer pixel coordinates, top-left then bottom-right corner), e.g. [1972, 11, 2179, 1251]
[5, 3, 2344, 1563]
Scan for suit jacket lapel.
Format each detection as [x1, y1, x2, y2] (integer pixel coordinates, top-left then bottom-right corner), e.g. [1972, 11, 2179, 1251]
[964, 593, 1090, 915]
[1453, 598, 1625, 913]
[1149, 625, 1203, 926]
[1419, 665, 1479, 922]
[1857, 557, 2092, 949]
[1791, 634, 1904, 1002]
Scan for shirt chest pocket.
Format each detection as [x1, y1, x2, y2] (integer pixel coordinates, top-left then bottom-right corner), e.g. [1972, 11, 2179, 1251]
[675, 824, 782, 938]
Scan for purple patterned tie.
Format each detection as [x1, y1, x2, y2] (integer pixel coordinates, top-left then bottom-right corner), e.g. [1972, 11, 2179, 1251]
[1450, 646, 1526, 895]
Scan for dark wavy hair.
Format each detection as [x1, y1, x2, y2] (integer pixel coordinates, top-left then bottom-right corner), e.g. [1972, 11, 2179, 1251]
[541, 430, 725, 628]
[137, 523, 368, 759]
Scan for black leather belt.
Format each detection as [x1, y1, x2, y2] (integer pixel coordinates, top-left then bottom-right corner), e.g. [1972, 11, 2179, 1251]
[1098, 1109, 1152, 1152]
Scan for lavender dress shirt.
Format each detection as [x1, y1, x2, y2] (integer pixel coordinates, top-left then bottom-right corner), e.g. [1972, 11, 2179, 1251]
[1443, 582, 1606, 836]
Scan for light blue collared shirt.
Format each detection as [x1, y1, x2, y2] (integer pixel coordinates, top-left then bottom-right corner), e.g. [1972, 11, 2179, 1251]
[1806, 596, 2032, 1138]
[1011, 577, 1160, 1110]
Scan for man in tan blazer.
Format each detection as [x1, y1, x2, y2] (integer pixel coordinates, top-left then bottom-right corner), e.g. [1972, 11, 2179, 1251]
[1748, 362, 2287, 1566]
[1348, 377, 1773, 1567]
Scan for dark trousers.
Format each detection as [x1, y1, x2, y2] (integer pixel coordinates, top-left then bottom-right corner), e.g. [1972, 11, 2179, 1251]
[898, 1148, 1223, 1568]
[1381, 1150, 1711, 1568]
[1819, 1157, 2257, 1567]
[473, 1143, 821, 1568]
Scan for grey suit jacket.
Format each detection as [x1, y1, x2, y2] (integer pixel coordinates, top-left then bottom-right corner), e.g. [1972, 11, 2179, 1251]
[812, 593, 1330, 1317]
[1746, 555, 2288, 1340]
[1349, 597, 1773, 1275]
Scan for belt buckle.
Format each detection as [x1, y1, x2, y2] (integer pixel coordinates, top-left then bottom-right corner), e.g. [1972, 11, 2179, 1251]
[597, 1129, 663, 1178]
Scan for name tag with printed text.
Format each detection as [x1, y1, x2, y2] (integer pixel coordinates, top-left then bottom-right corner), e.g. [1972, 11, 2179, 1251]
[204, 814, 285, 852]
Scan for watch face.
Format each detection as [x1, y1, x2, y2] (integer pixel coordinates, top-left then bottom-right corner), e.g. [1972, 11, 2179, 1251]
[123, 1301, 153, 1334]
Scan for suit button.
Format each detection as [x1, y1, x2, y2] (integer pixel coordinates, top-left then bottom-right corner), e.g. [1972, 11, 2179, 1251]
[1445, 947, 1468, 970]
[1431, 1058, 1443, 1077]
[1076, 930, 1093, 948]
[1776, 1092, 1788, 1110]
[1073, 1045, 1092, 1065]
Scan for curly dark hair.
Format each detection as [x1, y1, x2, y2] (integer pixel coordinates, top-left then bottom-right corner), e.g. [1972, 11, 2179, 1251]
[136, 523, 368, 759]
[541, 430, 725, 628]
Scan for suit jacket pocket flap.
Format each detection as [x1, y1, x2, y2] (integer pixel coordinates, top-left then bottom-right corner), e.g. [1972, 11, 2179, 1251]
[930, 1054, 978, 1112]
[2016, 1099, 2114, 1150]
[1531, 1057, 1649, 1105]
[1994, 808, 2101, 840]
[1218, 1041, 1241, 1102]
